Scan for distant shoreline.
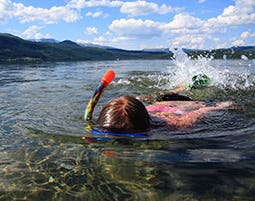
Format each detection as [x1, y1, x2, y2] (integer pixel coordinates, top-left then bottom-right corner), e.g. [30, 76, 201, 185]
[1, 33, 254, 63]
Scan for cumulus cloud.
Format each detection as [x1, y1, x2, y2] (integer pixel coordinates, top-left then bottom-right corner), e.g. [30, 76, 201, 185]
[68, 0, 180, 16]
[0, 0, 13, 22]
[120, 1, 179, 16]
[94, 36, 110, 44]
[2, 0, 255, 49]
[93, 35, 139, 49]
[108, 15, 207, 47]
[215, 42, 228, 49]
[106, 15, 209, 49]
[241, 31, 250, 39]
[0, 0, 80, 24]
[86, 11, 108, 18]
[165, 13, 205, 36]
[85, 27, 98, 35]
[207, 0, 255, 27]
[232, 39, 245, 46]
[76, 39, 90, 45]
[168, 0, 254, 48]
[110, 0, 255, 48]
[13, 3, 80, 24]
[67, 0, 124, 9]
[109, 18, 163, 38]
[170, 35, 206, 49]
[21, 26, 51, 39]
[241, 31, 255, 39]
[86, 11, 103, 18]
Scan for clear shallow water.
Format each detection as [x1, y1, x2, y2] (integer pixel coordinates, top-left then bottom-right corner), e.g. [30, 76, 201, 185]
[0, 59, 255, 200]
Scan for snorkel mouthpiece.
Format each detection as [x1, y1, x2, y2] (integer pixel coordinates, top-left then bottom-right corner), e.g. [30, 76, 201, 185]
[84, 69, 115, 121]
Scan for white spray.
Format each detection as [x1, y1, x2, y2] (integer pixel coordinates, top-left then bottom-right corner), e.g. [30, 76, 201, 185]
[167, 48, 254, 90]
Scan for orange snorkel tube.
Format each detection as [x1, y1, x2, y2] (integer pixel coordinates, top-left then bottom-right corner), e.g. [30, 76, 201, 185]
[84, 69, 115, 121]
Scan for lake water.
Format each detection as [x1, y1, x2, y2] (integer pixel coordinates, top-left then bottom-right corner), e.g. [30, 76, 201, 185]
[0, 57, 255, 200]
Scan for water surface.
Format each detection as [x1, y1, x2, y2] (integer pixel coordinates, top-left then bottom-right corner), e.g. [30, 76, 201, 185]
[0, 59, 255, 200]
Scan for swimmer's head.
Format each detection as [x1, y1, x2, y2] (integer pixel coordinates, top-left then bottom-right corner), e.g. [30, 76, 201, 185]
[191, 74, 211, 89]
[97, 96, 151, 133]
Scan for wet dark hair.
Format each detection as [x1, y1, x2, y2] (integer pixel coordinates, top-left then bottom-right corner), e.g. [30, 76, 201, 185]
[156, 93, 193, 101]
[97, 96, 151, 133]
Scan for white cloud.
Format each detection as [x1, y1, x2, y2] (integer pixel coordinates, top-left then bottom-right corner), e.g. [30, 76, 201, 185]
[241, 31, 255, 39]
[105, 0, 255, 49]
[85, 27, 98, 35]
[2, 0, 255, 50]
[93, 35, 139, 49]
[86, 11, 103, 18]
[111, 36, 133, 43]
[94, 36, 108, 44]
[164, 0, 255, 37]
[0, 0, 13, 22]
[107, 16, 208, 49]
[166, 13, 204, 33]
[105, 31, 111, 36]
[76, 39, 90, 45]
[241, 31, 250, 39]
[68, 0, 180, 16]
[86, 10, 108, 18]
[67, 0, 124, 9]
[215, 43, 228, 49]
[120, 1, 179, 16]
[190, 36, 205, 44]
[109, 18, 163, 38]
[250, 32, 255, 37]
[108, 15, 207, 48]
[21, 26, 51, 39]
[232, 39, 245, 46]
[169, 35, 206, 49]
[207, 0, 255, 27]
[0, 0, 80, 24]
[13, 3, 80, 24]
[213, 37, 220, 42]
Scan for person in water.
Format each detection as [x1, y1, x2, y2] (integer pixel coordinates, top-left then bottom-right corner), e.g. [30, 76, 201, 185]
[97, 96, 151, 133]
[97, 95, 232, 133]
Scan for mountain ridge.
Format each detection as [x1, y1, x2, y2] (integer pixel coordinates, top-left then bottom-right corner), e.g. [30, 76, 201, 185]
[0, 33, 170, 63]
[0, 33, 254, 63]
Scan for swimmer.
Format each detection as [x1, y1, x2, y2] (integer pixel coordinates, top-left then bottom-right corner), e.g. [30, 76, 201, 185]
[85, 70, 231, 135]
[97, 95, 232, 133]
[138, 73, 211, 102]
[97, 96, 151, 133]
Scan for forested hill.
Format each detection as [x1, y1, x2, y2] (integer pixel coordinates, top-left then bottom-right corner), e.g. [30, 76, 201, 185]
[0, 33, 254, 63]
[186, 46, 255, 60]
[0, 33, 169, 63]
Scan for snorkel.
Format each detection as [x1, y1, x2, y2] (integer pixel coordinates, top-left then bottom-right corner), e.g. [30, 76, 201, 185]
[84, 70, 149, 139]
[84, 69, 115, 121]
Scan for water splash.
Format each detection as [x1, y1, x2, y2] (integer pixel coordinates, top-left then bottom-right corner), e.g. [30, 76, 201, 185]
[167, 48, 254, 90]
[166, 48, 218, 89]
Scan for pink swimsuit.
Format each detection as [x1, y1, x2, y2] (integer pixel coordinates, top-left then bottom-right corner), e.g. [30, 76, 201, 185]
[146, 105, 186, 115]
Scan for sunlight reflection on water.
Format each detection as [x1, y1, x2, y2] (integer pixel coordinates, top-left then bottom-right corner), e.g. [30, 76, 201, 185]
[0, 59, 254, 200]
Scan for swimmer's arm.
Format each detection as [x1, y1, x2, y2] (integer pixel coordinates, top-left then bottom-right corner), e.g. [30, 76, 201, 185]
[178, 101, 233, 127]
[137, 85, 188, 102]
[196, 101, 233, 112]
[151, 101, 233, 128]
[168, 84, 188, 94]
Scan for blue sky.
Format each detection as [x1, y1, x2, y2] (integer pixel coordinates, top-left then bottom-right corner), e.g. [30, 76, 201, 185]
[1, 0, 255, 50]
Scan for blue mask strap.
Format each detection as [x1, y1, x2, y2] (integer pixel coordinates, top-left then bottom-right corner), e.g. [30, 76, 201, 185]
[91, 128, 149, 138]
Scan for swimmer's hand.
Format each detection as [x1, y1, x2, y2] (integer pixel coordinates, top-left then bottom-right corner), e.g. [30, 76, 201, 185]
[215, 101, 233, 109]
[170, 84, 188, 93]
